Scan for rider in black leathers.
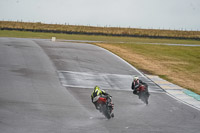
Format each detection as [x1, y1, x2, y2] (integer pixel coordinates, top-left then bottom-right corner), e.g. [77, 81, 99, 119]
[131, 76, 149, 95]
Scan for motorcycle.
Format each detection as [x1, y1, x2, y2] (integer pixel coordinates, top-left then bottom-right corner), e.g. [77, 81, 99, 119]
[96, 95, 114, 119]
[136, 85, 150, 105]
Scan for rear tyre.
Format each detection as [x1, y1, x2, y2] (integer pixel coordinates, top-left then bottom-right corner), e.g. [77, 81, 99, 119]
[102, 105, 111, 119]
[145, 98, 148, 105]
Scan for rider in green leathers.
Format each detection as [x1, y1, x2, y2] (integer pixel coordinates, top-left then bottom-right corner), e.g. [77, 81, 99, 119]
[91, 86, 110, 110]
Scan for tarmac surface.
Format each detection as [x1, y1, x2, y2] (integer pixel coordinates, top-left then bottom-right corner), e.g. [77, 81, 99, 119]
[0, 37, 199, 133]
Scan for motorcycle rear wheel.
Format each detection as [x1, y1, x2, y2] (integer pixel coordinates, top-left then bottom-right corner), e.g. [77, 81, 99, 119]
[102, 104, 111, 119]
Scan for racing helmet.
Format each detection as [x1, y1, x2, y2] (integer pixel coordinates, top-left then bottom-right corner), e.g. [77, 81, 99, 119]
[134, 76, 139, 81]
[94, 86, 100, 91]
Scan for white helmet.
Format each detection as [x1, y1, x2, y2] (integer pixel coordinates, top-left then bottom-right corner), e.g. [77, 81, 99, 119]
[134, 76, 139, 81]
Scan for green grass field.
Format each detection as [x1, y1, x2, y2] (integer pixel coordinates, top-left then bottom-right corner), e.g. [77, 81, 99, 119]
[0, 30, 200, 94]
[1, 30, 200, 44]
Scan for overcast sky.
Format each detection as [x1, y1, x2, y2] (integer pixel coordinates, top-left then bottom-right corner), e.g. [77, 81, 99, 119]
[0, 0, 200, 30]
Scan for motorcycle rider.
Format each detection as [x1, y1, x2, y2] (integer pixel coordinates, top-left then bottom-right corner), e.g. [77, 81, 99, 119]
[131, 76, 149, 95]
[91, 86, 110, 110]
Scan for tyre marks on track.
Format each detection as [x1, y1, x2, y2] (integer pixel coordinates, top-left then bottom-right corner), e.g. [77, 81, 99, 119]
[58, 70, 164, 93]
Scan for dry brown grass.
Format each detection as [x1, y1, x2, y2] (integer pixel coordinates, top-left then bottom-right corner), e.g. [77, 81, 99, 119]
[1, 21, 200, 40]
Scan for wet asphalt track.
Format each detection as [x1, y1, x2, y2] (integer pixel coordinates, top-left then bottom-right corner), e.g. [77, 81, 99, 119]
[0, 37, 200, 133]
